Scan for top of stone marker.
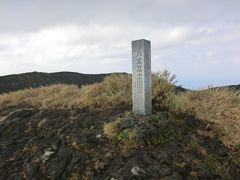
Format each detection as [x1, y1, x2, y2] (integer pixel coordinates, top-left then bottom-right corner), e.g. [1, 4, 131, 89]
[132, 39, 150, 43]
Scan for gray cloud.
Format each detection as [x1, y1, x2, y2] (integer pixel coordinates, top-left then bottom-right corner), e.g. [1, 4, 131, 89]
[1, 0, 240, 32]
[0, 0, 239, 88]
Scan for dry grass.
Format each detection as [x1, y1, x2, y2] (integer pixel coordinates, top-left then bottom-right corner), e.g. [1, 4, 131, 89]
[152, 70, 176, 111]
[0, 71, 175, 110]
[0, 84, 80, 109]
[0, 71, 239, 148]
[103, 118, 122, 139]
[176, 88, 240, 147]
[69, 73, 132, 108]
[0, 74, 132, 109]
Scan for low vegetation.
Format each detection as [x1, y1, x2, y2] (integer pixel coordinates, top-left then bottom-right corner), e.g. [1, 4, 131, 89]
[0, 74, 132, 109]
[176, 88, 240, 147]
[0, 70, 239, 149]
[103, 118, 122, 139]
[0, 70, 240, 179]
[0, 70, 175, 110]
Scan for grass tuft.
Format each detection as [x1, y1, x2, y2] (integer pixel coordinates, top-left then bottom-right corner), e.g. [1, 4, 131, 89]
[176, 88, 240, 147]
[103, 118, 122, 139]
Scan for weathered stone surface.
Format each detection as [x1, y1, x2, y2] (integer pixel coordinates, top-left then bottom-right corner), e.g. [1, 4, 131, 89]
[132, 39, 152, 115]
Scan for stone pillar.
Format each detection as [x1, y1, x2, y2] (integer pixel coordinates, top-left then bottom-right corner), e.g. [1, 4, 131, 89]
[132, 39, 152, 115]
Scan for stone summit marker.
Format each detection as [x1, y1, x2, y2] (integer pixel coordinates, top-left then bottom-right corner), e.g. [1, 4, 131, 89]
[132, 39, 152, 115]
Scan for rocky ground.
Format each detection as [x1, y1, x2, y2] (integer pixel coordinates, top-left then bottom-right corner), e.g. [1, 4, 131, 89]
[0, 105, 240, 180]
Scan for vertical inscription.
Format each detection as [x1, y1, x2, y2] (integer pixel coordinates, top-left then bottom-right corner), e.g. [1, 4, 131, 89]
[136, 50, 143, 87]
[132, 39, 152, 115]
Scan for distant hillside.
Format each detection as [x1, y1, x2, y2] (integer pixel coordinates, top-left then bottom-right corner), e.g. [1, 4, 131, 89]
[208, 84, 240, 92]
[0, 71, 238, 95]
[0, 71, 188, 95]
[224, 84, 240, 90]
[0, 72, 109, 94]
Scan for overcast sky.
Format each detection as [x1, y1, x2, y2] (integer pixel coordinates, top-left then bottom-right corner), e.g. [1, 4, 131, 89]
[0, 0, 239, 88]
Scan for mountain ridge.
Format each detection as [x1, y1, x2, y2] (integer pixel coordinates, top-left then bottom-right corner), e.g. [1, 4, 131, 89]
[0, 71, 110, 94]
[0, 71, 239, 95]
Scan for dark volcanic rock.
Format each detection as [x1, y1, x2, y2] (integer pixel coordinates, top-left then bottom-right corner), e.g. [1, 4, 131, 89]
[0, 106, 239, 179]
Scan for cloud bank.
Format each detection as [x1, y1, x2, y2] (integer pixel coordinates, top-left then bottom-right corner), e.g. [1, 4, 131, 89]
[0, 0, 239, 88]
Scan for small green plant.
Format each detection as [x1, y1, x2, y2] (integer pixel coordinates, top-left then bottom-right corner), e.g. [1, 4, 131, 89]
[203, 154, 230, 178]
[117, 129, 133, 141]
[235, 144, 240, 151]
[150, 112, 167, 124]
[190, 138, 199, 149]
[149, 136, 164, 145]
